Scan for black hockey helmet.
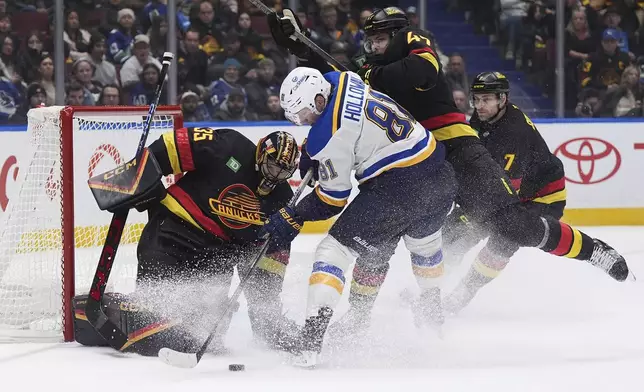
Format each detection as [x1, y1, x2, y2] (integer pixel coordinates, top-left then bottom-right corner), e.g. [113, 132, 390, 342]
[255, 131, 299, 196]
[471, 72, 511, 95]
[363, 7, 410, 36]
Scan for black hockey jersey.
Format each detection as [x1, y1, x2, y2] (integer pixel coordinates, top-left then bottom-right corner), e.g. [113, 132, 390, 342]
[302, 26, 477, 142]
[148, 127, 294, 244]
[469, 104, 566, 203]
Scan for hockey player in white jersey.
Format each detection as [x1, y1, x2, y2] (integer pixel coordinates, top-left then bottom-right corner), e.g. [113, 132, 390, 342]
[261, 67, 457, 367]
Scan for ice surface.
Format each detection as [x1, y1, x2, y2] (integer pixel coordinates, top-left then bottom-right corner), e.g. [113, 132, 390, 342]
[1, 227, 643, 392]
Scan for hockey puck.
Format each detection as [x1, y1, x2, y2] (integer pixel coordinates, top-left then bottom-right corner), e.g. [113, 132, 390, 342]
[228, 364, 245, 372]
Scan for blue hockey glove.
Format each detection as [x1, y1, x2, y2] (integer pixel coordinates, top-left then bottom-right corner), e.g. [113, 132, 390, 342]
[299, 138, 319, 187]
[260, 206, 304, 244]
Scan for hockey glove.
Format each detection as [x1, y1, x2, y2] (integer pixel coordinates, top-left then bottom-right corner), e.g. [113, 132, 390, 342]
[299, 138, 319, 187]
[267, 8, 311, 58]
[261, 206, 304, 244]
[356, 64, 375, 86]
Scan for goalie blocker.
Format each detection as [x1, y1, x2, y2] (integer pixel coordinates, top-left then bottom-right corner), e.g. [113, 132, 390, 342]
[76, 127, 301, 355]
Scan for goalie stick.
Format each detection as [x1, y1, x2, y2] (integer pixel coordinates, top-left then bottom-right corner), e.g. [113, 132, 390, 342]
[158, 168, 315, 369]
[248, 0, 349, 71]
[84, 52, 174, 351]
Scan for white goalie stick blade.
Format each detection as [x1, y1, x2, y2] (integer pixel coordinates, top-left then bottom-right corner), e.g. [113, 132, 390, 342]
[158, 348, 199, 368]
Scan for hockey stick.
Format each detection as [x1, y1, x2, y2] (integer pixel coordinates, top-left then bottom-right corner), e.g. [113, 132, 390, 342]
[85, 52, 174, 350]
[248, 0, 348, 71]
[158, 168, 315, 368]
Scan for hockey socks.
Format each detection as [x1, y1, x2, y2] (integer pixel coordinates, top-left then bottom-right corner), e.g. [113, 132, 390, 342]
[538, 217, 594, 260]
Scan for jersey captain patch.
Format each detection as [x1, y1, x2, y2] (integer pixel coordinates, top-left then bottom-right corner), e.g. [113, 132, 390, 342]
[208, 184, 264, 229]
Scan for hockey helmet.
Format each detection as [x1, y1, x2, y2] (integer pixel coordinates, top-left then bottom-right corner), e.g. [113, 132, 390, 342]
[363, 7, 410, 36]
[256, 131, 299, 196]
[470, 72, 511, 95]
[280, 67, 332, 126]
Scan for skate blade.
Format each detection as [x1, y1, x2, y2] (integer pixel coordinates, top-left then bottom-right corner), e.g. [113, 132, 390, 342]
[627, 270, 637, 282]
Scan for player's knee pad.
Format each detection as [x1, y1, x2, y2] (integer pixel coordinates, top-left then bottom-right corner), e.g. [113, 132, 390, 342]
[404, 230, 444, 288]
[307, 235, 357, 317]
[471, 246, 510, 280]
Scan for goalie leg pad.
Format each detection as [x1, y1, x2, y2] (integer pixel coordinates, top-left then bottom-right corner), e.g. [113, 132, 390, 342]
[73, 293, 199, 356]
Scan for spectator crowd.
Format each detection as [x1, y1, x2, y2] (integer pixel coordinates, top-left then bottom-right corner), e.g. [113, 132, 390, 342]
[453, 0, 644, 117]
[0, 0, 375, 124]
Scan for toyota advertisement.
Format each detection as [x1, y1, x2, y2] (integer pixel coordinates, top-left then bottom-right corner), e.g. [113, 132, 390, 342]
[0, 121, 643, 226]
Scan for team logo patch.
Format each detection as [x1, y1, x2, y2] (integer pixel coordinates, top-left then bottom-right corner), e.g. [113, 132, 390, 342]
[209, 184, 264, 229]
[226, 157, 241, 172]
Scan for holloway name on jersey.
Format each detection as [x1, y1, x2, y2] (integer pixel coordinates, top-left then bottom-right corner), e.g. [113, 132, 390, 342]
[303, 71, 440, 214]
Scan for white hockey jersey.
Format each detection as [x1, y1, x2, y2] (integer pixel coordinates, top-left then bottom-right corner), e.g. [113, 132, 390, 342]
[306, 71, 442, 209]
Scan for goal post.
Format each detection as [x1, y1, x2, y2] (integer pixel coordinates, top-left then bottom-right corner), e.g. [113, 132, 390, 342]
[0, 105, 183, 342]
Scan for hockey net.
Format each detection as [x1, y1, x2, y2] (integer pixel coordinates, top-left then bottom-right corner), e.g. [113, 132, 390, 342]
[0, 105, 183, 342]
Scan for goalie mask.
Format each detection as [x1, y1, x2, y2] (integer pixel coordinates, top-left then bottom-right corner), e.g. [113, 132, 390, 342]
[255, 131, 299, 196]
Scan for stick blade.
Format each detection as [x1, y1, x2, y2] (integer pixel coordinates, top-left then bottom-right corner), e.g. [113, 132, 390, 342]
[158, 347, 199, 368]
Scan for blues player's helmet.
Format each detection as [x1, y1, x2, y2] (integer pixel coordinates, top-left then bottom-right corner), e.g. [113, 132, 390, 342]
[280, 67, 332, 126]
[255, 131, 299, 196]
[471, 72, 511, 96]
[363, 7, 410, 37]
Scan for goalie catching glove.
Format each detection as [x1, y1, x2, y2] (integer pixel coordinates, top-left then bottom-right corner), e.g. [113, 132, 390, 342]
[87, 148, 166, 213]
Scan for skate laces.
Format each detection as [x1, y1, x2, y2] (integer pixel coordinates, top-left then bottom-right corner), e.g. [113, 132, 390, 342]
[589, 241, 618, 272]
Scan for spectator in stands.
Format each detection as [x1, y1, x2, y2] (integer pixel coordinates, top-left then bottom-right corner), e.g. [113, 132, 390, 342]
[107, 8, 138, 64]
[580, 28, 631, 91]
[178, 29, 209, 93]
[65, 82, 86, 106]
[103, 0, 126, 34]
[352, 7, 372, 48]
[119, 34, 163, 88]
[445, 53, 469, 93]
[0, 13, 11, 36]
[260, 36, 290, 81]
[16, 31, 45, 84]
[98, 83, 122, 105]
[147, 15, 168, 60]
[0, 34, 23, 89]
[208, 58, 244, 111]
[35, 52, 54, 106]
[452, 87, 473, 118]
[259, 92, 286, 121]
[71, 58, 100, 105]
[499, 0, 528, 60]
[600, 64, 643, 116]
[565, 7, 596, 110]
[575, 87, 603, 117]
[313, 5, 355, 54]
[602, 6, 635, 60]
[88, 34, 119, 87]
[236, 12, 264, 61]
[245, 58, 280, 115]
[213, 87, 257, 121]
[211, 31, 254, 72]
[140, 0, 168, 33]
[330, 41, 352, 69]
[190, 0, 226, 57]
[10, 82, 46, 124]
[180, 90, 212, 122]
[64, 9, 92, 61]
[520, 1, 552, 72]
[336, 0, 357, 30]
[128, 63, 167, 105]
[0, 73, 21, 124]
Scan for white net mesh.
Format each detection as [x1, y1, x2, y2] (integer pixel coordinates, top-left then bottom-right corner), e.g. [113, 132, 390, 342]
[0, 106, 180, 341]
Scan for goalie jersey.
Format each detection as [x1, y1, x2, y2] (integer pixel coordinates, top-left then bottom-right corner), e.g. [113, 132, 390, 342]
[296, 71, 445, 221]
[147, 127, 293, 244]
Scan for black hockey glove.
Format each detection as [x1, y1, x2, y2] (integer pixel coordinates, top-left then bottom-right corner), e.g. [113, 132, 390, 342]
[267, 8, 311, 58]
[356, 63, 376, 86]
[299, 138, 319, 187]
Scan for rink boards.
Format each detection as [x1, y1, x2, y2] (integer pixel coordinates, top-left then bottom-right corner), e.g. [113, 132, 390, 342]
[0, 119, 642, 248]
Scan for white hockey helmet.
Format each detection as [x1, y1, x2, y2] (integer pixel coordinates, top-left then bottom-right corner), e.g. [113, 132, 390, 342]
[280, 67, 332, 125]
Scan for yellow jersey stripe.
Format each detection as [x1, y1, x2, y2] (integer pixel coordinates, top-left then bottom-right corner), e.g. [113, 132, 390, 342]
[160, 193, 204, 232]
[331, 72, 348, 135]
[358, 136, 436, 184]
[414, 52, 440, 73]
[162, 132, 182, 175]
[315, 186, 348, 207]
[532, 189, 567, 204]
[432, 123, 479, 141]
